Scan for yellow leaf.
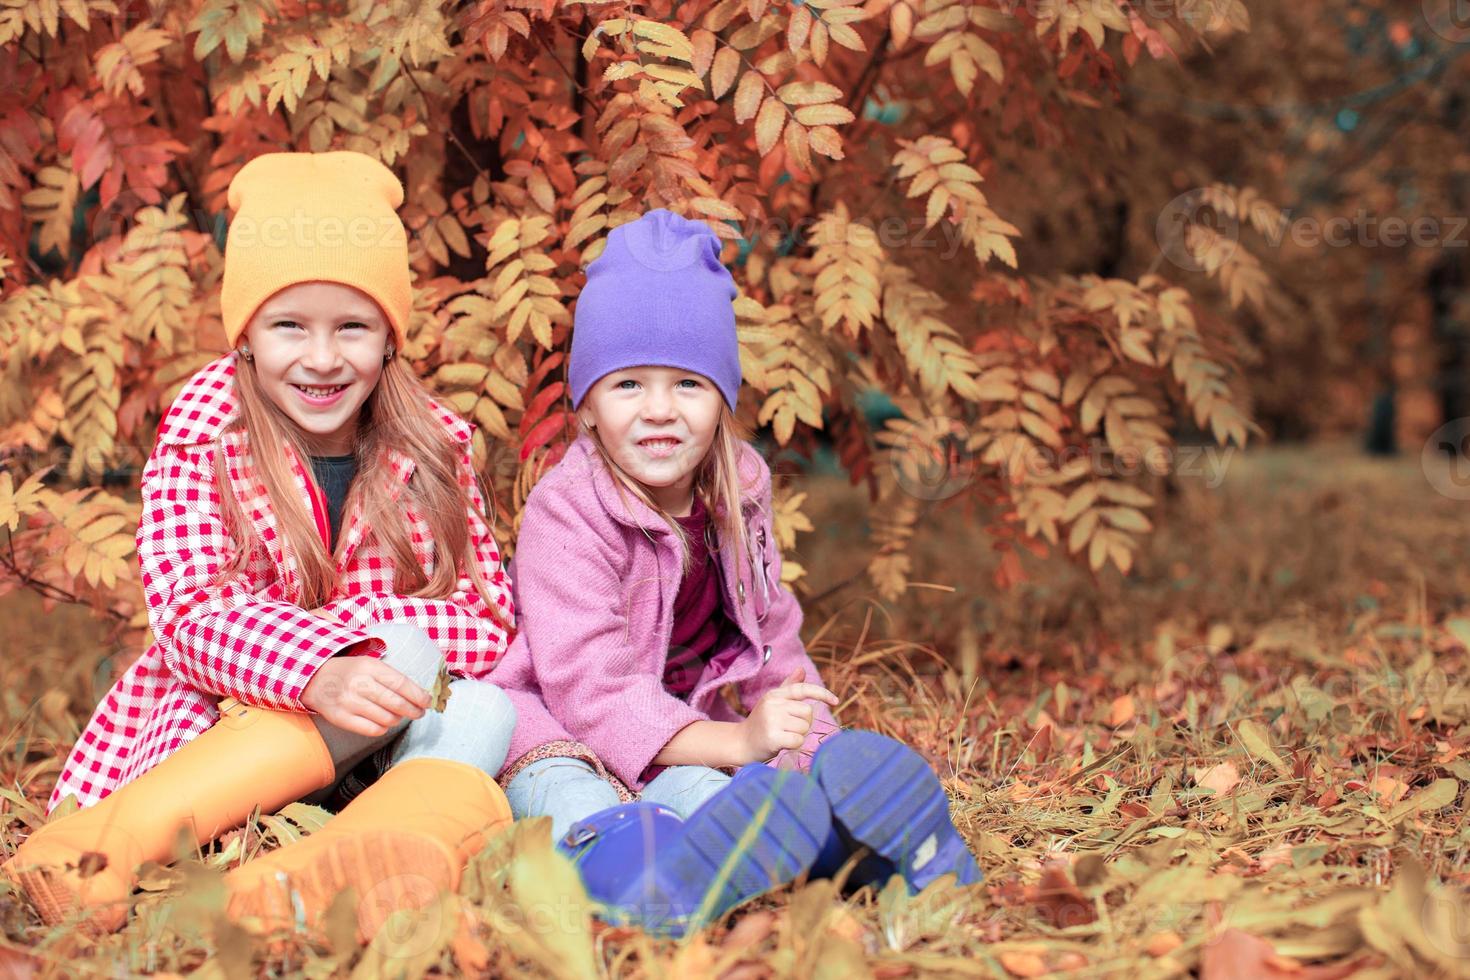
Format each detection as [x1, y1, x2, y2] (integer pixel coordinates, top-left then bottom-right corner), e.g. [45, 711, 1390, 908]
[734, 69, 765, 122]
[808, 124, 844, 160]
[776, 80, 843, 105]
[633, 19, 694, 61]
[754, 95, 786, 156]
[1235, 718, 1291, 777]
[827, 22, 866, 51]
[711, 46, 740, 98]
[784, 117, 812, 173]
[792, 102, 854, 126]
[691, 196, 743, 220]
[0, 469, 50, 532]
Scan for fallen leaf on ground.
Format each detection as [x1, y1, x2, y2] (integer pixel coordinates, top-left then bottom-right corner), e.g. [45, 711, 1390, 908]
[1201, 929, 1369, 980]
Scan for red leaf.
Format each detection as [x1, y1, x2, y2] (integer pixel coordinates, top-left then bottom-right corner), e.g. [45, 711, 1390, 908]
[519, 381, 565, 438]
[525, 350, 566, 394]
[520, 412, 571, 460]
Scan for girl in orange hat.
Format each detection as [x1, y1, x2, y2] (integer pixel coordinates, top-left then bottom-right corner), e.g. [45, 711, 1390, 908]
[3, 151, 520, 943]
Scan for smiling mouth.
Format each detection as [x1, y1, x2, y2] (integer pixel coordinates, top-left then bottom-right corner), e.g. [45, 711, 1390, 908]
[291, 383, 350, 397]
[639, 437, 681, 449]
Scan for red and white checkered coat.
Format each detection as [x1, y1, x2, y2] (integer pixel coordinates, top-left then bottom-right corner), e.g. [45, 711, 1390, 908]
[49, 352, 515, 814]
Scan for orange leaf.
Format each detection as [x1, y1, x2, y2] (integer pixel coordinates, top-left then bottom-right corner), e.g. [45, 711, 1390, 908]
[690, 28, 716, 77]
[1107, 693, 1134, 727]
[1193, 761, 1241, 797]
[998, 950, 1048, 978]
[1201, 930, 1370, 980]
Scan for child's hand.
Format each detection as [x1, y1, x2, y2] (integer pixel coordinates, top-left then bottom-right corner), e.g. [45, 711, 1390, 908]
[738, 668, 840, 762]
[302, 656, 431, 737]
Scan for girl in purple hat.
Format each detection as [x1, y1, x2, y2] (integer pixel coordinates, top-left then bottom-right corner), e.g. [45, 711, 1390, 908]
[490, 208, 981, 936]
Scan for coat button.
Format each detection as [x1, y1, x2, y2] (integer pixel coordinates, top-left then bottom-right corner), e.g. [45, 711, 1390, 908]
[762, 644, 772, 663]
[738, 580, 746, 604]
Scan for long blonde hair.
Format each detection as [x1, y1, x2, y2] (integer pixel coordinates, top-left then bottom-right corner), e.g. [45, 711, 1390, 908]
[583, 405, 754, 576]
[210, 354, 506, 627]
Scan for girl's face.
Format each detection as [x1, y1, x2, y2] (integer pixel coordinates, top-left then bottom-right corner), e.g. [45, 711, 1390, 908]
[578, 365, 723, 517]
[241, 282, 393, 455]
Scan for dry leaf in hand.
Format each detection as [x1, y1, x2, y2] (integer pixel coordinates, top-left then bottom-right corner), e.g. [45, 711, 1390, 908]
[428, 659, 453, 712]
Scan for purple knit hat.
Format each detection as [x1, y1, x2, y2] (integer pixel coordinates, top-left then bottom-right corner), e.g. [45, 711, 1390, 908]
[569, 208, 741, 409]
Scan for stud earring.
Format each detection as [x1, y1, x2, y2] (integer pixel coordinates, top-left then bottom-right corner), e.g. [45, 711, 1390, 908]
[239, 345, 252, 361]
[384, 345, 395, 360]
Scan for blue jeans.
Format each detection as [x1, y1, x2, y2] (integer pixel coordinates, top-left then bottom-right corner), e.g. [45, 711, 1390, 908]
[506, 757, 731, 843]
[302, 622, 516, 804]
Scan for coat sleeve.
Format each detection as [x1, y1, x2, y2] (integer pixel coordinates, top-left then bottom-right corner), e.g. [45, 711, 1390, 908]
[512, 483, 706, 788]
[311, 445, 516, 680]
[137, 441, 383, 711]
[737, 483, 840, 769]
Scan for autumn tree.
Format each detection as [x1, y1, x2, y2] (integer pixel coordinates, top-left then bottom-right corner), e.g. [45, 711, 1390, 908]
[0, 0, 1270, 646]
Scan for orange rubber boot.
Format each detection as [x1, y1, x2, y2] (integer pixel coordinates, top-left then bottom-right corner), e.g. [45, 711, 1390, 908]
[1, 698, 336, 934]
[225, 757, 511, 943]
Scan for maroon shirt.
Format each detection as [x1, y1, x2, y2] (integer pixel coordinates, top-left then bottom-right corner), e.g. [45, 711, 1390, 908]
[662, 495, 729, 699]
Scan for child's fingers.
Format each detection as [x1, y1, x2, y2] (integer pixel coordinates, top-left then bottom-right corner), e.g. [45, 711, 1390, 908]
[781, 717, 812, 737]
[779, 682, 838, 706]
[328, 705, 390, 737]
[343, 693, 399, 731]
[774, 729, 804, 751]
[368, 661, 432, 710]
[364, 681, 424, 722]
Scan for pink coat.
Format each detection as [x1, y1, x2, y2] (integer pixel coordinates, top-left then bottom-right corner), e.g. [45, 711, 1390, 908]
[50, 353, 515, 813]
[492, 434, 838, 794]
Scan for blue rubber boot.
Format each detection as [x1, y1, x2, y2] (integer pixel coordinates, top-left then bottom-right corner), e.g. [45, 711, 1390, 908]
[811, 730, 981, 892]
[555, 768, 833, 936]
[636, 765, 831, 936]
[808, 823, 898, 890]
[557, 801, 685, 911]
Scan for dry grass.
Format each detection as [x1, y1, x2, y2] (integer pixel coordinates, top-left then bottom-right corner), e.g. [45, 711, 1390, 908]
[4, 441, 1470, 977]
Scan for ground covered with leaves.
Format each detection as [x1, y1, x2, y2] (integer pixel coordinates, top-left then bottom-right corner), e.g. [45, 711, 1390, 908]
[3, 442, 1470, 978]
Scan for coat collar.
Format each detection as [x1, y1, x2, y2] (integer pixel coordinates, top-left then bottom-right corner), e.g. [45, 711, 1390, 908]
[155, 351, 474, 449]
[563, 432, 770, 534]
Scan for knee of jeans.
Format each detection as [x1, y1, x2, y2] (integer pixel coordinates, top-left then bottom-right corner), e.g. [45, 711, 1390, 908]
[665, 764, 723, 782]
[365, 622, 444, 691]
[441, 679, 515, 729]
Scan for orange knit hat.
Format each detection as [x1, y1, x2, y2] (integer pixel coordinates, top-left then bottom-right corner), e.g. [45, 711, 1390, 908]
[220, 151, 412, 350]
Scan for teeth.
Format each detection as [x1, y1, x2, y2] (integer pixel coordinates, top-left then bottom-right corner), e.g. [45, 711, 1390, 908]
[296, 384, 346, 397]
